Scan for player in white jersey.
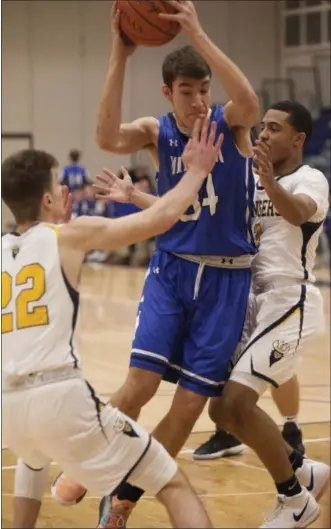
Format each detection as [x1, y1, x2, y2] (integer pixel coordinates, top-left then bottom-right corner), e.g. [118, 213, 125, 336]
[238, 164, 327, 390]
[195, 101, 330, 528]
[1, 117, 222, 529]
[194, 161, 327, 460]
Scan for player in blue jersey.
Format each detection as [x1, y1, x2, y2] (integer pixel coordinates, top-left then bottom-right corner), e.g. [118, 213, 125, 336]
[60, 149, 90, 192]
[55, 1, 259, 525]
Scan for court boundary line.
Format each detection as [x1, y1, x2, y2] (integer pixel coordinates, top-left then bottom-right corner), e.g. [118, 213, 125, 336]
[1, 490, 277, 500]
[2, 436, 330, 469]
[179, 436, 331, 459]
[2, 429, 330, 452]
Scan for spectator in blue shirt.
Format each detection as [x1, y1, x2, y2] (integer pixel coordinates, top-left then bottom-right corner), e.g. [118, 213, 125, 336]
[61, 150, 90, 192]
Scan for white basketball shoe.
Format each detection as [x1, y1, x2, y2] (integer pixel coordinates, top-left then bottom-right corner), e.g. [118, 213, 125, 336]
[260, 488, 319, 528]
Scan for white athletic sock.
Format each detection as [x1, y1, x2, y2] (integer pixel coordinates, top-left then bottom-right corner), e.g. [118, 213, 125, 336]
[284, 416, 300, 429]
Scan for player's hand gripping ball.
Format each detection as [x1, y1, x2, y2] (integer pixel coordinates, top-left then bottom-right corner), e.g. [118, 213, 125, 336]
[115, 0, 181, 46]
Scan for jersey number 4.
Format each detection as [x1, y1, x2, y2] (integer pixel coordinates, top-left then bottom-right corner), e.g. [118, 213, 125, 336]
[1, 264, 49, 334]
[180, 173, 219, 222]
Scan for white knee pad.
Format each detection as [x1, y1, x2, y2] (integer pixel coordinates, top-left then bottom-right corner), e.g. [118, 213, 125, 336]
[14, 458, 50, 502]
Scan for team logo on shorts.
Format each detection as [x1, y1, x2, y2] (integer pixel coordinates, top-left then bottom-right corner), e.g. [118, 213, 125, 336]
[269, 340, 290, 367]
[113, 416, 139, 438]
[113, 416, 126, 433]
[123, 420, 139, 438]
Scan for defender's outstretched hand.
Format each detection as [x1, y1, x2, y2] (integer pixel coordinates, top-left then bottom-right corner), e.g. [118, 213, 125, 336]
[93, 167, 134, 203]
[183, 117, 224, 176]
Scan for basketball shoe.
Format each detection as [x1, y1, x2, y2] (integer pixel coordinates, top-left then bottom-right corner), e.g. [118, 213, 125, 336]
[193, 430, 245, 460]
[260, 488, 319, 528]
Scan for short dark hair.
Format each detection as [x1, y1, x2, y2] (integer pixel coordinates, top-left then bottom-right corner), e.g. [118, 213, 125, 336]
[269, 101, 313, 144]
[69, 149, 80, 163]
[162, 45, 211, 88]
[1, 149, 58, 224]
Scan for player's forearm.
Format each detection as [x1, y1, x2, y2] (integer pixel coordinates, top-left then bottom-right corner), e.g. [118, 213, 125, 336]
[96, 55, 127, 151]
[264, 182, 315, 226]
[151, 167, 205, 228]
[68, 168, 205, 252]
[131, 189, 159, 210]
[189, 32, 258, 116]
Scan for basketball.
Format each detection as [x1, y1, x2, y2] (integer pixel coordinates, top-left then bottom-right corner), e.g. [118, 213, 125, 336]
[115, 0, 181, 47]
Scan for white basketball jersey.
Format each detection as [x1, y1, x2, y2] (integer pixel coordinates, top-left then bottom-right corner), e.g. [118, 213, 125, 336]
[252, 164, 329, 288]
[2, 224, 81, 386]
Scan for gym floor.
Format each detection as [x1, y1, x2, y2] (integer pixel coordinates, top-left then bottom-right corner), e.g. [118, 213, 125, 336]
[2, 264, 330, 528]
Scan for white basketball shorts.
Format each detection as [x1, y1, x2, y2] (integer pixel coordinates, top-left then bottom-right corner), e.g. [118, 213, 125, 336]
[230, 284, 325, 395]
[2, 375, 177, 497]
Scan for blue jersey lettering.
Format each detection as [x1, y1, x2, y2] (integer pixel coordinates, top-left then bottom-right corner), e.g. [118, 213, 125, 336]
[156, 105, 256, 257]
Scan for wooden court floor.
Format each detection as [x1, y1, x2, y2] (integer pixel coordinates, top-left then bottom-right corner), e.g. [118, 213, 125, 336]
[2, 264, 330, 528]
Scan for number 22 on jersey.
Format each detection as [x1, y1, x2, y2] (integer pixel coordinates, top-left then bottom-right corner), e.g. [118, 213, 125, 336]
[181, 173, 219, 222]
[2, 264, 49, 333]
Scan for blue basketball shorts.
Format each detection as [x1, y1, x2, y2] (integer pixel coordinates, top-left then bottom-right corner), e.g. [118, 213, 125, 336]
[130, 250, 251, 397]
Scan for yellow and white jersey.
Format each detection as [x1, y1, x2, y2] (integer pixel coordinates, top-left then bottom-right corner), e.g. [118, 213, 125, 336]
[252, 165, 329, 289]
[1, 223, 81, 386]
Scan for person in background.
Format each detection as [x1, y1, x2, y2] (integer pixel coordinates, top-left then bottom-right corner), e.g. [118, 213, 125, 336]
[70, 186, 85, 219]
[134, 165, 157, 195]
[72, 184, 111, 219]
[78, 184, 112, 263]
[109, 168, 155, 266]
[80, 184, 106, 217]
[60, 150, 90, 193]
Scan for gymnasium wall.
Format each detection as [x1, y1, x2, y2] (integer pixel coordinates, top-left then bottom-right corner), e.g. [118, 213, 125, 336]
[282, 49, 330, 111]
[2, 0, 280, 178]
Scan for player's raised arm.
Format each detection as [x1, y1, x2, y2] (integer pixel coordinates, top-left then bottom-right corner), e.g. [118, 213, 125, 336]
[253, 139, 329, 226]
[96, 5, 158, 154]
[62, 118, 223, 252]
[159, 1, 259, 129]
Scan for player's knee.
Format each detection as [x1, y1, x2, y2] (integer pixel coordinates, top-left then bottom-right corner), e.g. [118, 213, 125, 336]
[216, 395, 240, 432]
[208, 397, 223, 425]
[119, 368, 161, 408]
[170, 389, 207, 425]
[130, 437, 178, 496]
[51, 473, 87, 506]
[216, 383, 257, 432]
[157, 469, 187, 503]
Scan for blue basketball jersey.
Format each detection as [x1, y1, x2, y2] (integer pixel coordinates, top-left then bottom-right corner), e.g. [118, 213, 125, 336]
[61, 164, 89, 192]
[156, 105, 256, 257]
[113, 202, 141, 218]
[80, 198, 108, 217]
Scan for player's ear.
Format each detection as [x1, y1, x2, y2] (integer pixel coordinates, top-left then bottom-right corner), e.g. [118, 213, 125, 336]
[162, 84, 173, 103]
[42, 192, 53, 211]
[294, 131, 305, 149]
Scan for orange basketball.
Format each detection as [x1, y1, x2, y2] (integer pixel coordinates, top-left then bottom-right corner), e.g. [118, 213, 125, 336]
[115, 0, 181, 47]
